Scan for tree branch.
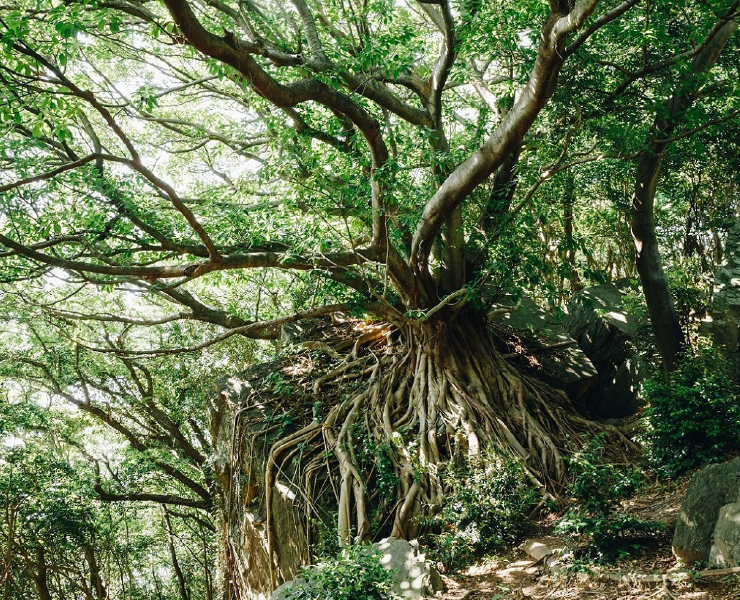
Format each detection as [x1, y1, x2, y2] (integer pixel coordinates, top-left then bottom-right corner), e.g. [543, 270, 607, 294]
[409, 0, 600, 280]
[94, 486, 210, 509]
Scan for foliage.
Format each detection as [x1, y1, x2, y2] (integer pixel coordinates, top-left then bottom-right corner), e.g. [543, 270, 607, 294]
[666, 264, 712, 341]
[555, 436, 660, 564]
[642, 346, 740, 477]
[424, 455, 537, 572]
[0, 0, 739, 594]
[288, 545, 396, 600]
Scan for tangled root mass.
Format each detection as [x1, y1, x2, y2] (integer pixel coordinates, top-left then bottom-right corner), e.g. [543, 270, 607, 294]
[231, 311, 635, 588]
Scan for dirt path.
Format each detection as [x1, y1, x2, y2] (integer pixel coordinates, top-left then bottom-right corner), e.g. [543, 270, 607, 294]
[437, 476, 740, 600]
[439, 550, 740, 600]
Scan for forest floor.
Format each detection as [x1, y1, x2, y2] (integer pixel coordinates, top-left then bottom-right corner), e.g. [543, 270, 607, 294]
[438, 476, 740, 600]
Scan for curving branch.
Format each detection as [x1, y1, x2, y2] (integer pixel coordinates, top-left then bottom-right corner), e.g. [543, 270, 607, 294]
[10, 40, 222, 260]
[565, 0, 644, 57]
[409, 0, 601, 278]
[78, 303, 348, 356]
[10, 354, 213, 505]
[94, 486, 210, 509]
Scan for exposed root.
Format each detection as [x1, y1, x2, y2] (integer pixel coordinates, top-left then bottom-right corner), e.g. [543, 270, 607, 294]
[232, 312, 638, 587]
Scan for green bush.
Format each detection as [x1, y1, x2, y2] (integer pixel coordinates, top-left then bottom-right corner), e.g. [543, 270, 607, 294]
[425, 455, 537, 571]
[288, 545, 395, 600]
[642, 347, 740, 477]
[555, 436, 660, 563]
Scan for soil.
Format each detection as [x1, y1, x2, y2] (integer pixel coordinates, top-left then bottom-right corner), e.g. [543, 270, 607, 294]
[438, 475, 740, 600]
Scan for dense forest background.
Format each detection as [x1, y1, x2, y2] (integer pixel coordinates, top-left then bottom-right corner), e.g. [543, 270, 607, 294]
[1, 0, 740, 598]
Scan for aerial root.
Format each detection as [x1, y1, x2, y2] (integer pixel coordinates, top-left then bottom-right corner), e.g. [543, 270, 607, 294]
[252, 319, 636, 582]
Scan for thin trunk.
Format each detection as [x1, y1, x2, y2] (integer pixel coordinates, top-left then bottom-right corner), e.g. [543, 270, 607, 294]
[151, 564, 164, 600]
[201, 525, 213, 600]
[85, 545, 108, 599]
[563, 174, 580, 296]
[2, 503, 15, 600]
[605, 245, 613, 280]
[714, 230, 723, 265]
[163, 508, 190, 600]
[480, 143, 521, 234]
[32, 548, 52, 600]
[632, 15, 738, 375]
[440, 206, 465, 292]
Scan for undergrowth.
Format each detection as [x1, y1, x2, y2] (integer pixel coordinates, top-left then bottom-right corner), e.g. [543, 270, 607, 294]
[287, 545, 396, 600]
[642, 346, 740, 477]
[555, 435, 660, 564]
[423, 454, 537, 572]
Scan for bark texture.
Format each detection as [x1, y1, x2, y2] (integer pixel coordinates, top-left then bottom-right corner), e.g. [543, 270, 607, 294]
[632, 14, 738, 374]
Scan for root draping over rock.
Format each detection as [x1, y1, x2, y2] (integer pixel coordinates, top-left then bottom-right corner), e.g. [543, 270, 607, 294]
[217, 311, 637, 592]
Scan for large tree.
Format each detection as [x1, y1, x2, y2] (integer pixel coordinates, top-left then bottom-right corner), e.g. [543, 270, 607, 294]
[2, 0, 740, 593]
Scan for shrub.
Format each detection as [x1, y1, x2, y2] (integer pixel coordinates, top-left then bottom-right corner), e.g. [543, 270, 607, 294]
[555, 436, 660, 563]
[288, 545, 395, 600]
[642, 347, 740, 477]
[424, 455, 537, 572]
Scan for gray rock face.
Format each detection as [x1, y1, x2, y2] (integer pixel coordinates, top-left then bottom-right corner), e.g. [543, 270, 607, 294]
[709, 502, 740, 567]
[673, 458, 740, 564]
[490, 297, 599, 407]
[270, 538, 443, 600]
[209, 374, 312, 599]
[375, 537, 444, 599]
[704, 221, 740, 382]
[564, 280, 646, 418]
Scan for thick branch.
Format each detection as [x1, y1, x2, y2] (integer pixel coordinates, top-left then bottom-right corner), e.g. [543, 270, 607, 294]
[409, 0, 600, 276]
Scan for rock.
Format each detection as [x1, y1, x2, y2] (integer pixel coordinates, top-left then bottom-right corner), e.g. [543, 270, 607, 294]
[209, 374, 313, 599]
[703, 221, 740, 382]
[490, 297, 599, 408]
[270, 538, 444, 600]
[564, 279, 646, 418]
[280, 319, 321, 344]
[673, 458, 740, 564]
[375, 537, 444, 599]
[709, 503, 740, 567]
[270, 569, 316, 600]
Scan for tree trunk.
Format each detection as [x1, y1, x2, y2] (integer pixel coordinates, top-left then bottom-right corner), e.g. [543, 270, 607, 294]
[631, 15, 738, 375]
[632, 150, 685, 375]
[163, 508, 190, 600]
[32, 547, 52, 600]
[85, 545, 108, 599]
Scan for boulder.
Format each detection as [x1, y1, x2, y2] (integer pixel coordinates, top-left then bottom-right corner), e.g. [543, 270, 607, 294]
[564, 279, 646, 418]
[209, 373, 313, 599]
[709, 502, 740, 567]
[673, 458, 740, 564]
[490, 297, 598, 408]
[703, 220, 740, 382]
[271, 538, 443, 600]
[375, 537, 444, 599]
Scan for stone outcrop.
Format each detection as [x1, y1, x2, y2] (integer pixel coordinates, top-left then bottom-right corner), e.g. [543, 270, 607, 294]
[703, 220, 740, 382]
[490, 298, 599, 409]
[210, 372, 313, 600]
[673, 458, 740, 564]
[709, 502, 740, 567]
[271, 538, 444, 600]
[564, 279, 646, 418]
